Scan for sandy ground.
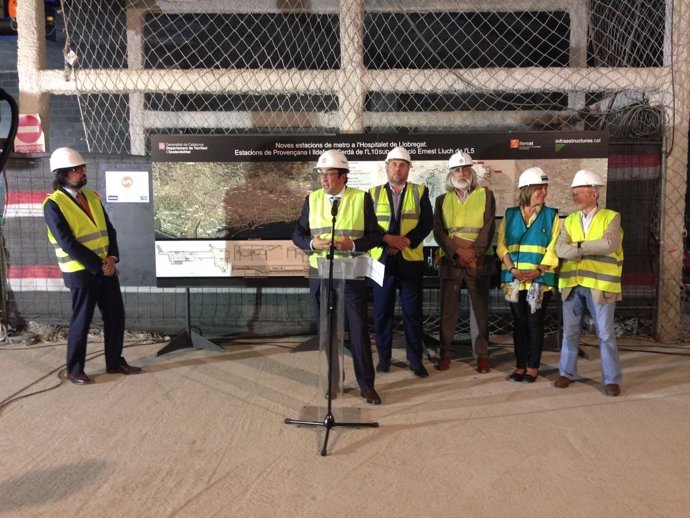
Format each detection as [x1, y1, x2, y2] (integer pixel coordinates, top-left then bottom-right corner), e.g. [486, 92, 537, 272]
[1, 331, 690, 518]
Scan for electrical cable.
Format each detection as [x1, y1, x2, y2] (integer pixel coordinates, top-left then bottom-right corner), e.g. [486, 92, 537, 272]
[0, 339, 166, 413]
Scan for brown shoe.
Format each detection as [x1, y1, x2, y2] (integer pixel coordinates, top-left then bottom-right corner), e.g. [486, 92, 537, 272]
[604, 384, 621, 397]
[554, 376, 572, 388]
[435, 354, 452, 371]
[477, 357, 491, 374]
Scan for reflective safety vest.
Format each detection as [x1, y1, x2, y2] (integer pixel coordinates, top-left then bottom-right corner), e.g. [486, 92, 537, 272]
[369, 183, 425, 262]
[559, 208, 623, 293]
[308, 188, 367, 268]
[500, 206, 557, 287]
[43, 189, 109, 273]
[438, 188, 493, 258]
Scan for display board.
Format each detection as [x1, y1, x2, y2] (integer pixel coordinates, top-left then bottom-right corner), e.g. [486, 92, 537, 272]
[151, 131, 608, 285]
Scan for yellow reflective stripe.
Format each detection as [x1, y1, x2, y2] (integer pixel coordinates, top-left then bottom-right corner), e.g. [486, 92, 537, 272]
[311, 226, 332, 235]
[77, 230, 108, 243]
[318, 229, 365, 238]
[404, 186, 421, 218]
[506, 243, 547, 253]
[449, 226, 481, 234]
[587, 255, 624, 266]
[559, 269, 621, 283]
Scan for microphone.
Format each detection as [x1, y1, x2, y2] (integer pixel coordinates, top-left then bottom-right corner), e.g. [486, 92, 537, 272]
[331, 197, 339, 217]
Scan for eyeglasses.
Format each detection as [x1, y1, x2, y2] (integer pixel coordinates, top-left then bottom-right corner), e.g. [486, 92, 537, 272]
[572, 188, 594, 196]
[68, 165, 86, 173]
[318, 171, 341, 178]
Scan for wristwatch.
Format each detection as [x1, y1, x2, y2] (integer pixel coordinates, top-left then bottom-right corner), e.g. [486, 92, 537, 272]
[576, 241, 582, 249]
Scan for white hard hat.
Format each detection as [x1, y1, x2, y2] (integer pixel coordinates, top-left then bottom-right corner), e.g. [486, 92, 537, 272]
[50, 147, 86, 172]
[385, 146, 411, 164]
[315, 149, 349, 171]
[518, 167, 549, 188]
[571, 169, 604, 187]
[448, 151, 474, 169]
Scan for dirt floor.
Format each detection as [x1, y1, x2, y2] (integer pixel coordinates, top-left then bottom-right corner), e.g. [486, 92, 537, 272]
[1, 326, 690, 517]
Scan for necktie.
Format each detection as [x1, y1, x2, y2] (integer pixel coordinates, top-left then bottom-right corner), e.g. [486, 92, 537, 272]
[76, 191, 93, 219]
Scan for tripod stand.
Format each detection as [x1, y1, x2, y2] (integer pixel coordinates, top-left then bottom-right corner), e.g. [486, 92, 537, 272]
[285, 199, 378, 456]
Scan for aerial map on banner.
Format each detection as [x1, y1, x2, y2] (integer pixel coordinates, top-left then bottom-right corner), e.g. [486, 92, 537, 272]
[151, 131, 608, 283]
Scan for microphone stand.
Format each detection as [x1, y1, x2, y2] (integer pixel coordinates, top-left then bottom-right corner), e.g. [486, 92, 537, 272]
[285, 198, 378, 456]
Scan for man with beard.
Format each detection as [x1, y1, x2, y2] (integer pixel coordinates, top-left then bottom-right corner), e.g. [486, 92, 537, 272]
[369, 146, 433, 377]
[433, 151, 496, 373]
[43, 147, 142, 385]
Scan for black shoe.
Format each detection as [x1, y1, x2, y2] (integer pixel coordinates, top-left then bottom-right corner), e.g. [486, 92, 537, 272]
[360, 388, 381, 405]
[522, 373, 538, 383]
[106, 359, 143, 375]
[508, 370, 525, 382]
[410, 364, 429, 378]
[67, 372, 92, 385]
[376, 362, 390, 373]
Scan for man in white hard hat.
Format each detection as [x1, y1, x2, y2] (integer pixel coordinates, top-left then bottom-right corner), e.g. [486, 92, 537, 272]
[43, 147, 142, 385]
[369, 147, 433, 378]
[292, 149, 384, 404]
[555, 169, 624, 396]
[433, 151, 496, 373]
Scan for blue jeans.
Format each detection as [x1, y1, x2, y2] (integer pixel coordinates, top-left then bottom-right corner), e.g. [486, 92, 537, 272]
[560, 285, 622, 385]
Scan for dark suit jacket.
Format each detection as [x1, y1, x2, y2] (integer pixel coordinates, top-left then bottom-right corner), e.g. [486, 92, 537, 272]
[375, 182, 433, 276]
[44, 187, 120, 289]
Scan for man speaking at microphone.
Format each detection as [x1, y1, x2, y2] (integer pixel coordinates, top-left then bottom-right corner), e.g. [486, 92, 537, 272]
[292, 149, 383, 404]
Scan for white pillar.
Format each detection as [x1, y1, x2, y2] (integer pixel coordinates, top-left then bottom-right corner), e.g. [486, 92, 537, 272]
[339, 0, 365, 133]
[16, 0, 51, 147]
[657, 0, 690, 341]
[127, 6, 147, 155]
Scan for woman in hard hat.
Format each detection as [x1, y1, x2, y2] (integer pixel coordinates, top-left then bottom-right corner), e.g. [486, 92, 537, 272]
[496, 167, 560, 383]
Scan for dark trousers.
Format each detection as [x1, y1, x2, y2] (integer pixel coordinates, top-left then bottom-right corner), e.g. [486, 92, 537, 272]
[66, 276, 125, 375]
[373, 264, 424, 369]
[509, 289, 552, 369]
[310, 277, 375, 391]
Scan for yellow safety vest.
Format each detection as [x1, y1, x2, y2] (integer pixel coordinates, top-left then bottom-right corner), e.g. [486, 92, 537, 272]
[439, 188, 492, 258]
[369, 183, 425, 261]
[500, 206, 558, 287]
[43, 190, 109, 273]
[308, 188, 367, 268]
[559, 208, 623, 293]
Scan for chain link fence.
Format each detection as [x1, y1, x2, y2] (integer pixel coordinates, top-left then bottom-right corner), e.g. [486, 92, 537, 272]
[60, 0, 669, 153]
[8, 0, 685, 340]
